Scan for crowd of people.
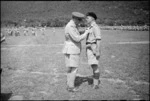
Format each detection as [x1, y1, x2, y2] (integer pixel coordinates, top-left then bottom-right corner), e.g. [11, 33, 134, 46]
[100, 25, 149, 31]
[1, 26, 47, 37]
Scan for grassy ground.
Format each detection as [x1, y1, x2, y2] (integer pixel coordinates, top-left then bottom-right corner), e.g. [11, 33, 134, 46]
[1, 28, 149, 100]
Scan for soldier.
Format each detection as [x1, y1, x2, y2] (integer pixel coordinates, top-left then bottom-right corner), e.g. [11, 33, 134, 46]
[40, 27, 43, 35]
[62, 12, 90, 92]
[16, 27, 20, 36]
[6, 28, 10, 36]
[1, 33, 5, 42]
[23, 27, 28, 36]
[8, 28, 13, 36]
[43, 26, 46, 35]
[85, 12, 101, 89]
[31, 27, 36, 36]
[13, 27, 16, 36]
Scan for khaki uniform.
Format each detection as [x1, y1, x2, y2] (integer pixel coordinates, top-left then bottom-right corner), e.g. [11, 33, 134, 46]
[62, 20, 87, 67]
[63, 18, 87, 88]
[86, 22, 101, 65]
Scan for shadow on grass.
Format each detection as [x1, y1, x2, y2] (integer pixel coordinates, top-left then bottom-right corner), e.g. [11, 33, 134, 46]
[0, 92, 12, 101]
[75, 75, 94, 87]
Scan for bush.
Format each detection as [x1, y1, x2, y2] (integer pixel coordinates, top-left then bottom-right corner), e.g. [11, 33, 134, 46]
[104, 19, 114, 26]
[25, 19, 41, 27]
[97, 18, 105, 25]
[1, 20, 19, 27]
[115, 20, 128, 26]
[1, 17, 148, 27]
[46, 18, 69, 27]
[136, 20, 145, 26]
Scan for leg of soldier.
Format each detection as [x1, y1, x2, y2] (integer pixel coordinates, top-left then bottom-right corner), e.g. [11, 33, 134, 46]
[67, 67, 78, 88]
[91, 64, 100, 85]
[65, 54, 79, 92]
[87, 49, 100, 89]
[67, 67, 72, 87]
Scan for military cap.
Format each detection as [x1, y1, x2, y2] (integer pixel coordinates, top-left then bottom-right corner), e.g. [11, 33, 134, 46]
[72, 12, 85, 19]
[86, 12, 97, 20]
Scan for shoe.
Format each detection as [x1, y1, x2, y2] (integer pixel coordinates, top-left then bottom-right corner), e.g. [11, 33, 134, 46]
[67, 87, 79, 92]
[92, 80, 100, 89]
[92, 85, 99, 89]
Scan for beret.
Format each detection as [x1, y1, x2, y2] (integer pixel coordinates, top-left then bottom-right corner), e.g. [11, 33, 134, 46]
[72, 12, 85, 19]
[86, 12, 97, 20]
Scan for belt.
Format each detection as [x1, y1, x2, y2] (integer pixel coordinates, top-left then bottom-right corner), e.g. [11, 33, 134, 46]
[86, 42, 96, 45]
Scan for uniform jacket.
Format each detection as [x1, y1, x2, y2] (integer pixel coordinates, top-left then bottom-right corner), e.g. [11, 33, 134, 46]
[86, 21, 101, 43]
[62, 20, 86, 55]
[86, 21, 101, 54]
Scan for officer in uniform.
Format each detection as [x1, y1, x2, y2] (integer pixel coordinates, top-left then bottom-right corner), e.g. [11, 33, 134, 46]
[62, 12, 90, 92]
[85, 12, 101, 89]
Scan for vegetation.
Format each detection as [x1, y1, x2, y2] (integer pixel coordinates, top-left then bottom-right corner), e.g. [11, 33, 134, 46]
[1, 1, 149, 27]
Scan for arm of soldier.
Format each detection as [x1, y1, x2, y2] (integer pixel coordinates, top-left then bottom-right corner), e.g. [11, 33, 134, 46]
[94, 27, 101, 57]
[96, 39, 101, 57]
[68, 27, 89, 42]
[80, 26, 93, 35]
[79, 27, 87, 35]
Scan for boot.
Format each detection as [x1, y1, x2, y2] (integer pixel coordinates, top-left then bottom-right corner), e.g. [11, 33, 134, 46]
[92, 79, 100, 89]
[92, 72, 100, 89]
[66, 69, 77, 92]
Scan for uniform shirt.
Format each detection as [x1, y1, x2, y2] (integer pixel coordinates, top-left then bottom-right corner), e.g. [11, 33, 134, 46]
[62, 20, 87, 55]
[86, 21, 101, 43]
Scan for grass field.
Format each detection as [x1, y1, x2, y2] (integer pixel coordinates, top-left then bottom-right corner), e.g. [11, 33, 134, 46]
[1, 28, 149, 100]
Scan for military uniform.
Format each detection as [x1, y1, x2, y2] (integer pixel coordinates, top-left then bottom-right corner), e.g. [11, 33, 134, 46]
[62, 12, 89, 90]
[86, 21, 101, 65]
[63, 20, 79, 67]
[62, 15, 87, 68]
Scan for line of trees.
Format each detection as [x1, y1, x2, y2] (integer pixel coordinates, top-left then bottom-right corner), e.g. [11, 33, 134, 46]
[1, 17, 149, 28]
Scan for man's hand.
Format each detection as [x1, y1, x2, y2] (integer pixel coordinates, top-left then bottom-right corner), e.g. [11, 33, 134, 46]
[79, 28, 85, 35]
[79, 30, 85, 35]
[95, 39, 101, 59]
[96, 48, 101, 59]
[85, 28, 90, 33]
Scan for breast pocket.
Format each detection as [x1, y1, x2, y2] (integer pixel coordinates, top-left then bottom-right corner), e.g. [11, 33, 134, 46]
[68, 45, 80, 54]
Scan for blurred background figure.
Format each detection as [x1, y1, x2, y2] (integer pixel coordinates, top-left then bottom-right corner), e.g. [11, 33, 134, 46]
[1, 32, 5, 42]
[23, 27, 28, 36]
[31, 27, 36, 36]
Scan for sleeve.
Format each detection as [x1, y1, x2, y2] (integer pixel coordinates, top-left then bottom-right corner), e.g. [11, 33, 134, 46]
[68, 26, 87, 42]
[93, 26, 101, 40]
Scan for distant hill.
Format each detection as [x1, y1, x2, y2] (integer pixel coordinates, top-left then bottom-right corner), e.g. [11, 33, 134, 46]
[1, 1, 149, 27]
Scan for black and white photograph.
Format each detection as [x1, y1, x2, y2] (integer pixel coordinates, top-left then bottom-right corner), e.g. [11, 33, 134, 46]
[1, 0, 149, 100]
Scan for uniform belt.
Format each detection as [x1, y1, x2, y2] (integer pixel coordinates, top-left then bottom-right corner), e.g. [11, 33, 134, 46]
[86, 42, 96, 44]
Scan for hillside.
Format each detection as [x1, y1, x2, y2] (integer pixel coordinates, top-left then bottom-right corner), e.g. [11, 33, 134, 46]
[1, 1, 149, 26]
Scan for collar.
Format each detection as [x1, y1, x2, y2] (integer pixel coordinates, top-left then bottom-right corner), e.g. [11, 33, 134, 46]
[91, 21, 96, 27]
[70, 20, 76, 27]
